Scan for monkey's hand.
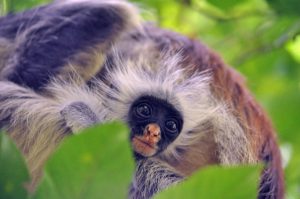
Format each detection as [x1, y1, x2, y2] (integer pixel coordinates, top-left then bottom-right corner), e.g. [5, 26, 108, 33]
[60, 101, 100, 134]
[129, 158, 183, 199]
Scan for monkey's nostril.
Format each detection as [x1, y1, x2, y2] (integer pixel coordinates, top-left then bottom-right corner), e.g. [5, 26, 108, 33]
[152, 131, 159, 137]
[145, 123, 161, 138]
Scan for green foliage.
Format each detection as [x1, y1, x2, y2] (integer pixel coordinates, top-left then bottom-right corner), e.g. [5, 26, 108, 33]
[0, 132, 29, 199]
[33, 122, 133, 199]
[1, 0, 50, 13]
[0, 0, 300, 198]
[155, 166, 261, 199]
[0, 125, 261, 199]
[206, 0, 249, 12]
[266, 0, 300, 16]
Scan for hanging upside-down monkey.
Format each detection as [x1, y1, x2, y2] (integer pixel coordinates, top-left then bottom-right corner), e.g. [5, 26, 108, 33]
[0, 0, 284, 198]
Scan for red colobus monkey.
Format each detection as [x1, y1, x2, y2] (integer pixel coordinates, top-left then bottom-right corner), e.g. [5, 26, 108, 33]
[0, 0, 284, 198]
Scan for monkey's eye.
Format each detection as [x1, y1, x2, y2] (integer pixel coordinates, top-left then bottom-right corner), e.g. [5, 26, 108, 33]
[136, 103, 151, 118]
[165, 120, 178, 133]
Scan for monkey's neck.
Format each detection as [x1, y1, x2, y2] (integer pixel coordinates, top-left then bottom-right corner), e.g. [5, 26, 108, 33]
[133, 152, 149, 161]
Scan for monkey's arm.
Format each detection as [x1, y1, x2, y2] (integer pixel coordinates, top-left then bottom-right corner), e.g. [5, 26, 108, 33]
[0, 80, 105, 188]
[0, 80, 104, 134]
[60, 101, 101, 133]
[0, 81, 69, 187]
[129, 158, 183, 199]
[0, 0, 140, 90]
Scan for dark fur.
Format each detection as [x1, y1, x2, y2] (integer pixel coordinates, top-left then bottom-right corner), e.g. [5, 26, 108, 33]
[0, 1, 137, 90]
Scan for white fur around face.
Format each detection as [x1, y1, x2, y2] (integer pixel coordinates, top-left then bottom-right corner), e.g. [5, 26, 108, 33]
[96, 53, 211, 156]
[100, 53, 212, 128]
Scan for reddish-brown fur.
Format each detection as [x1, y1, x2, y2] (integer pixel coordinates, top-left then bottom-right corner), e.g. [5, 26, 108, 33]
[187, 39, 284, 199]
[140, 25, 284, 198]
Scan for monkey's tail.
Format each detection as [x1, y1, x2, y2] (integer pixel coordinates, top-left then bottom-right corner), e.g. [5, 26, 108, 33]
[259, 134, 285, 199]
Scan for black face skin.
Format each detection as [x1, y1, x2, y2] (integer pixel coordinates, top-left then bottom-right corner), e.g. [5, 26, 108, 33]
[128, 95, 184, 159]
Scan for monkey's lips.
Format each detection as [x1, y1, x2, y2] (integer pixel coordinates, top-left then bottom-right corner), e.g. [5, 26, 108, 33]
[131, 136, 158, 157]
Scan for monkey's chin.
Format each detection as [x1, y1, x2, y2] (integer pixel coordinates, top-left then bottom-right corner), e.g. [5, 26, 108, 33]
[131, 136, 158, 157]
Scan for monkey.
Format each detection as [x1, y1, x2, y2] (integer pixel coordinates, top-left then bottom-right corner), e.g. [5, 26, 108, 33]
[0, 0, 284, 198]
[90, 40, 284, 199]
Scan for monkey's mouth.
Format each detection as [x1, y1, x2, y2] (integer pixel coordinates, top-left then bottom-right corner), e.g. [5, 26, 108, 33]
[131, 136, 158, 157]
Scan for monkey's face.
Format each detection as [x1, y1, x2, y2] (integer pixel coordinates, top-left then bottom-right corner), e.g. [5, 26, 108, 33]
[128, 96, 183, 159]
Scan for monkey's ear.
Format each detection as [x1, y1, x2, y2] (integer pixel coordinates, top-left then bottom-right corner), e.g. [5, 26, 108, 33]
[2, 0, 140, 90]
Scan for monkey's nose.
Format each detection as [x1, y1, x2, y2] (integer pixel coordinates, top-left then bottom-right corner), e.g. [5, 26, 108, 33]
[144, 123, 161, 142]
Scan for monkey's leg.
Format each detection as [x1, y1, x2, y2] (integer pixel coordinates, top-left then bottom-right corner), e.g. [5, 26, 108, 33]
[129, 158, 183, 199]
[0, 0, 140, 91]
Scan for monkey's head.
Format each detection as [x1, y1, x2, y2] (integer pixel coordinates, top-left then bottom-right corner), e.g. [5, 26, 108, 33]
[101, 53, 214, 161]
[128, 95, 183, 158]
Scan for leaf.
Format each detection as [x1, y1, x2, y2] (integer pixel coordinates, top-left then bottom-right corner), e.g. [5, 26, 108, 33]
[0, 132, 30, 199]
[32, 122, 134, 199]
[206, 0, 249, 11]
[155, 166, 261, 199]
[266, 0, 300, 16]
[10, 0, 51, 11]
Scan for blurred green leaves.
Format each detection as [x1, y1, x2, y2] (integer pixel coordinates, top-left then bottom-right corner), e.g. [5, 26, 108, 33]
[33, 122, 133, 199]
[0, 132, 29, 199]
[156, 166, 261, 199]
[206, 0, 249, 12]
[0, 0, 50, 13]
[0, 123, 134, 199]
[0, 125, 261, 199]
[266, 0, 300, 16]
